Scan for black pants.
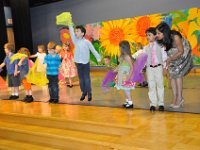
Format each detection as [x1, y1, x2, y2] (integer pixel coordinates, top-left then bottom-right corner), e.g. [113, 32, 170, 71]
[76, 63, 91, 94]
[47, 75, 59, 100]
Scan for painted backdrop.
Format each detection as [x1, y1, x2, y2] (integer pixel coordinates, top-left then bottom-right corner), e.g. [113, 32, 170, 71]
[57, 7, 200, 66]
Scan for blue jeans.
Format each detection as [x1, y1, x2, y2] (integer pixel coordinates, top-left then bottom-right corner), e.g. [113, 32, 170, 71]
[47, 75, 59, 100]
[76, 63, 91, 94]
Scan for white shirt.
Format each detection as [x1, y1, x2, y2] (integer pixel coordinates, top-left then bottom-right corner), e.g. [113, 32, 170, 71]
[132, 49, 145, 59]
[69, 25, 101, 64]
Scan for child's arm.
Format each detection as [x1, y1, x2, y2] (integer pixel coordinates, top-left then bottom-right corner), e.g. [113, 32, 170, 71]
[0, 63, 5, 69]
[126, 56, 134, 80]
[29, 53, 38, 58]
[14, 62, 20, 77]
[68, 15, 76, 44]
[161, 47, 168, 76]
[87, 41, 101, 63]
[18, 57, 26, 66]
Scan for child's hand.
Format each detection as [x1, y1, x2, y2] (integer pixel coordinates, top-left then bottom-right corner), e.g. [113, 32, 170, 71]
[163, 68, 168, 76]
[18, 61, 22, 66]
[14, 71, 19, 77]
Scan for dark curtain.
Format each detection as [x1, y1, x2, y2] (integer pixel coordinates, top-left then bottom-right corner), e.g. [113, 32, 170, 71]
[0, 1, 8, 77]
[9, 0, 33, 53]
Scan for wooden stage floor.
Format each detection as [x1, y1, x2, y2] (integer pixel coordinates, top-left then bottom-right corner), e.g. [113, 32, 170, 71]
[1, 70, 200, 113]
[0, 71, 200, 149]
[0, 98, 200, 149]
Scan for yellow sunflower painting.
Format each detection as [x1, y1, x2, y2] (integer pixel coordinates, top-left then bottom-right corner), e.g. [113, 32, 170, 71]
[100, 19, 135, 57]
[131, 14, 162, 45]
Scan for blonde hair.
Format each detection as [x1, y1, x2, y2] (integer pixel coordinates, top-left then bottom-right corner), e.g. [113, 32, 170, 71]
[18, 47, 30, 57]
[47, 41, 56, 49]
[4, 43, 15, 53]
[37, 44, 46, 52]
[55, 45, 62, 53]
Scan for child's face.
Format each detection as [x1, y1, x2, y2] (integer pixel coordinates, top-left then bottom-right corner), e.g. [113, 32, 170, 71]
[136, 45, 141, 51]
[156, 29, 164, 40]
[75, 28, 84, 39]
[38, 48, 44, 53]
[48, 48, 55, 55]
[104, 58, 110, 65]
[4, 47, 10, 55]
[55, 48, 61, 54]
[63, 45, 69, 51]
[146, 32, 156, 42]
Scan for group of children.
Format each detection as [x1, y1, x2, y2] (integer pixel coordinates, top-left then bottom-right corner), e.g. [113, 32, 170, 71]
[0, 15, 169, 112]
[0, 40, 77, 103]
[103, 27, 168, 111]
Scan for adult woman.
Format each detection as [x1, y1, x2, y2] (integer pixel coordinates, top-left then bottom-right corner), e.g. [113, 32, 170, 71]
[156, 22, 193, 108]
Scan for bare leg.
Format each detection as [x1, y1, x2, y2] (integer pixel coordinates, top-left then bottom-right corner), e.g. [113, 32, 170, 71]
[170, 78, 177, 105]
[176, 77, 183, 104]
[68, 77, 72, 85]
[124, 89, 132, 104]
[11, 87, 15, 95]
[14, 87, 19, 96]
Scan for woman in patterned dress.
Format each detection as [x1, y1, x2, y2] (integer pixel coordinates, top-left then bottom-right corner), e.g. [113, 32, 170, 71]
[156, 22, 193, 108]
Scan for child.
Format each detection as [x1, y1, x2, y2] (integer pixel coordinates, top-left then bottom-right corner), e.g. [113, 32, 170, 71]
[26, 44, 48, 86]
[55, 45, 62, 55]
[132, 42, 148, 87]
[143, 27, 167, 112]
[0, 43, 20, 100]
[68, 17, 101, 101]
[44, 41, 61, 103]
[59, 42, 77, 87]
[114, 40, 135, 108]
[132, 42, 144, 59]
[17, 47, 34, 103]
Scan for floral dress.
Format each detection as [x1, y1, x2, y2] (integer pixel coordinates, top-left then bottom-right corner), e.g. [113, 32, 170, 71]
[115, 57, 135, 90]
[167, 38, 193, 79]
[60, 51, 77, 78]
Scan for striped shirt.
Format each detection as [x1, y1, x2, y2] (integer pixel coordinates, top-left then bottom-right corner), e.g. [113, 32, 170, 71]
[43, 54, 61, 75]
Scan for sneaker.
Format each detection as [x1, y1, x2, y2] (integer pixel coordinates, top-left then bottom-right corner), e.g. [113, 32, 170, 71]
[88, 93, 92, 101]
[150, 106, 156, 112]
[12, 95, 19, 99]
[25, 96, 34, 103]
[125, 103, 133, 108]
[67, 84, 73, 88]
[52, 99, 59, 104]
[22, 95, 29, 102]
[122, 102, 128, 107]
[8, 95, 15, 100]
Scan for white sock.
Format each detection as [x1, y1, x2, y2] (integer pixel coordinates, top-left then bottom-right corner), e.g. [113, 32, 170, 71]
[128, 100, 133, 105]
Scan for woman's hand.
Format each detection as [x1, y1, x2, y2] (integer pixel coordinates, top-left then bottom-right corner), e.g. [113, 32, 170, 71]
[166, 57, 171, 67]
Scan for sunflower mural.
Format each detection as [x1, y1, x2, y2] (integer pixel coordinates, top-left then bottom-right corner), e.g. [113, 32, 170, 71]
[57, 7, 200, 66]
[131, 14, 162, 46]
[169, 8, 200, 65]
[100, 19, 135, 57]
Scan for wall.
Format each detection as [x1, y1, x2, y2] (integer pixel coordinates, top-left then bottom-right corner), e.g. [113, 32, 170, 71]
[30, 0, 200, 51]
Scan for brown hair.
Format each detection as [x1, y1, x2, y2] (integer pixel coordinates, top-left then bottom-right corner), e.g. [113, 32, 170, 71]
[135, 42, 143, 49]
[62, 42, 71, 51]
[18, 47, 30, 57]
[47, 41, 56, 49]
[4, 43, 15, 53]
[119, 40, 132, 59]
[37, 44, 46, 52]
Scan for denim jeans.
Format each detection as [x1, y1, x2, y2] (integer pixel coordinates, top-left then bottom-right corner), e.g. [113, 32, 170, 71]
[76, 63, 91, 94]
[47, 75, 59, 100]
